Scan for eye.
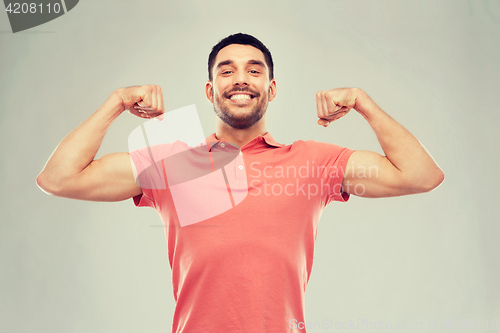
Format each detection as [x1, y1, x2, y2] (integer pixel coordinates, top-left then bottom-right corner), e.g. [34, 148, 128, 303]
[221, 70, 232, 75]
[249, 70, 260, 74]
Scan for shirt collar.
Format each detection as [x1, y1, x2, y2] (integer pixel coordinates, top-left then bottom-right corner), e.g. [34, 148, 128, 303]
[205, 132, 282, 151]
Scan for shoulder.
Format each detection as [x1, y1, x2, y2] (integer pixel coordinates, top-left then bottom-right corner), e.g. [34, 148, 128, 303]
[129, 140, 192, 163]
[286, 139, 349, 153]
[278, 140, 354, 167]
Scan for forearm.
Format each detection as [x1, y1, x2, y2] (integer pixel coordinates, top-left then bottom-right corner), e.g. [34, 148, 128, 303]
[354, 89, 444, 188]
[37, 92, 124, 192]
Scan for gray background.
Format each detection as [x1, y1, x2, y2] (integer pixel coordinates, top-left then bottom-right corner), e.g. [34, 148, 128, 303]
[1, 0, 499, 332]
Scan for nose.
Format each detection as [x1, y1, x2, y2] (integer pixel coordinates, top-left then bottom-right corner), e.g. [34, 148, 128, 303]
[233, 71, 249, 86]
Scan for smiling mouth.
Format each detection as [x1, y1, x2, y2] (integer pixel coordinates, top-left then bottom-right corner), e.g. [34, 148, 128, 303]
[229, 94, 255, 101]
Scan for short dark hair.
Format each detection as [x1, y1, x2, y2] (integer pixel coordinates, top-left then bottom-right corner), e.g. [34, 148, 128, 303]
[208, 33, 274, 81]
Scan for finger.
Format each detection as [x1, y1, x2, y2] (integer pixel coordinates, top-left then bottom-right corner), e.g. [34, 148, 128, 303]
[157, 86, 164, 114]
[128, 108, 146, 118]
[321, 91, 332, 120]
[317, 92, 331, 126]
[133, 105, 154, 111]
[141, 85, 152, 108]
[153, 85, 160, 110]
[317, 117, 329, 127]
[316, 91, 324, 119]
[133, 106, 154, 119]
[153, 86, 165, 121]
[154, 113, 165, 122]
[332, 99, 342, 112]
[128, 106, 161, 119]
[337, 110, 349, 119]
[322, 93, 330, 119]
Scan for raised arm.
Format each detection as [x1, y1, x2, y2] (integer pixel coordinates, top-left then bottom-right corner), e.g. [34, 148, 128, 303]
[36, 85, 164, 201]
[316, 87, 444, 198]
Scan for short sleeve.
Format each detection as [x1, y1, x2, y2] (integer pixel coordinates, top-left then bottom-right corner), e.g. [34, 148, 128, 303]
[326, 146, 355, 203]
[128, 150, 157, 209]
[303, 141, 355, 205]
[128, 141, 192, 209]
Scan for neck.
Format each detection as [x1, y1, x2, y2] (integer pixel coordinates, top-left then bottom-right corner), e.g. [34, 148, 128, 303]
[215, 116, 267, 148]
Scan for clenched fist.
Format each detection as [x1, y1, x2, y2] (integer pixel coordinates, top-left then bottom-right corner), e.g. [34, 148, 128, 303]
[115, 85, 165, 121]
[316, 87, 361, 127]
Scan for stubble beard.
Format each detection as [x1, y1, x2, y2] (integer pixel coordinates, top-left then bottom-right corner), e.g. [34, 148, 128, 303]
[213, 87, 270, 130]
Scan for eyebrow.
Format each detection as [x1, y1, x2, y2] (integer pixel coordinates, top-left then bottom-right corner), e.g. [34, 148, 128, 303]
[215, 59, 266, 70]
[247, 60, 266, 67]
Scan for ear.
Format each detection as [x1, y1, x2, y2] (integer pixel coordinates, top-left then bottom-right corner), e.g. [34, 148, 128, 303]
[268, 79, 277, 102]
[205, 81, 214, 103]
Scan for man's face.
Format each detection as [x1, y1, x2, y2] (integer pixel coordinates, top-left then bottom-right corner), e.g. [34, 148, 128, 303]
[206, 44, 277, 129]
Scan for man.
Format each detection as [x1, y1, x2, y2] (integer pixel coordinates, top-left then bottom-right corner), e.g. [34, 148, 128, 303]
[37, 33, 444, 332]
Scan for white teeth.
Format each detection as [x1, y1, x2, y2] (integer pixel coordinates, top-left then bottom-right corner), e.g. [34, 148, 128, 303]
[230, 94, 251, 100]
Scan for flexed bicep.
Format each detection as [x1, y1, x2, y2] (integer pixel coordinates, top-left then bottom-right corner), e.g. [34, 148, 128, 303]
[342, 150, 419, 198]
[41, 152, 142, 202]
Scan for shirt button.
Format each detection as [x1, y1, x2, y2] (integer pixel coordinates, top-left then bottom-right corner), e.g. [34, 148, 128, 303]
[220, 143, 225, 148]
[238, 165, 243, 170]
[239, 151, 243, 156]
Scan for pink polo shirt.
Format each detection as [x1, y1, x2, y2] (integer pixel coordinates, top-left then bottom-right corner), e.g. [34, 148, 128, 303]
[129, 132, 354, 333]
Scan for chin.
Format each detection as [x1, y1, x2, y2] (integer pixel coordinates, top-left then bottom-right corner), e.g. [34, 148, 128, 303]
[226, 115, 262, 130]
[213, 96, 268, 129]
[216, 109, 264, 130]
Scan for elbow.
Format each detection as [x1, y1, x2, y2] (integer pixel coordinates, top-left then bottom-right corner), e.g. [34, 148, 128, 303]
[419, 168, 445, 193]
[36, 171, 62, 196]
[402, 167, 444, 194]
[428, 167, 445, 191]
